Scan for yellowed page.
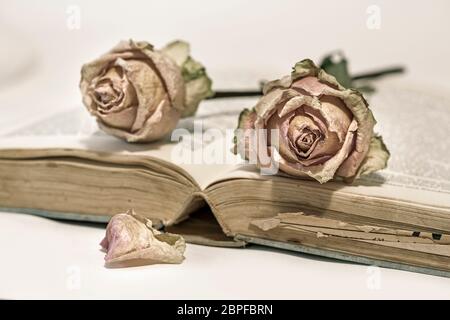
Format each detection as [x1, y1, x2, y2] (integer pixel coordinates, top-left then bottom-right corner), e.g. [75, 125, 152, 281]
[0, 97, 253, 188]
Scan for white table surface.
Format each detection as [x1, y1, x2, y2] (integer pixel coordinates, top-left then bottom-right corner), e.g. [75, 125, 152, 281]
[0, 0, 450, 299]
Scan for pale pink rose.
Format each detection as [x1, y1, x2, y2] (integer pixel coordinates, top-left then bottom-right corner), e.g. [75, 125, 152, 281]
[235, 59, 389, 183]
[80, 40, 212, 142]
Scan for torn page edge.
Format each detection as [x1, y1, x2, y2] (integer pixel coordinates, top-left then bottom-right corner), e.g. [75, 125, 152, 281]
[250, 212, 450, 244]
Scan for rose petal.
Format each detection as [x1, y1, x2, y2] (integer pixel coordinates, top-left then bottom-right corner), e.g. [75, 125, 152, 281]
[317, 95, 352, 142]
[267, 111, 300, 163]
[291, 76, 329, 96]
[339, 134, 390, 181]
[322, 87, 376, 177]
[116, 59, 167, 132]
[96, 107, 137, 131]
[279, 119, 358, 183]
[98, 99, 179, 143]
[234, 108, 257, 159]
[254, 88, 299, 122]
[140, 46, 186, 112]
[287, 115, 321, 158]
[278, 94, 321, 118]
[101, 210, 185, 268]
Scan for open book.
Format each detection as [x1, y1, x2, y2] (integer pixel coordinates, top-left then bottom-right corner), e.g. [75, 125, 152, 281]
[1, 81, 450, 277]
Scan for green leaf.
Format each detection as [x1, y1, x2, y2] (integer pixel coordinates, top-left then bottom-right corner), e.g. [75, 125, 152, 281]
[319, 51, 352, 88]
[161, 40, 213, 117]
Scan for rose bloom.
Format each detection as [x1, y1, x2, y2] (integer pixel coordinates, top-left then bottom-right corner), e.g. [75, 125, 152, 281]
[235, 59, 389, 183]
[80, 40, 212, 143]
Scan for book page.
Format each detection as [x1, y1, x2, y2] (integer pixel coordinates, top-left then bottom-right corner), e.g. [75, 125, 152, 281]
[0, 96, 257, 188]
[360, 81, 450, 195]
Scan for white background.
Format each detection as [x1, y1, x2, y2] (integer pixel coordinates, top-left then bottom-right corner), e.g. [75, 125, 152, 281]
[0, 0, 450, 299]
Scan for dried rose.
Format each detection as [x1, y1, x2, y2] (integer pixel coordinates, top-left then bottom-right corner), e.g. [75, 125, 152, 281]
[100, 210, 185, 267]
[80, 40, 212, 143]
[234, 59, 389, 183]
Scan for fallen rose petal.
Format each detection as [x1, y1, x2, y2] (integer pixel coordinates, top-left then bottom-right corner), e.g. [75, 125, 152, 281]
[100, 210, 185, 268]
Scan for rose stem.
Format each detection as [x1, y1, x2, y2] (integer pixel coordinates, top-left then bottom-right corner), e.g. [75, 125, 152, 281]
[208, 66, 405, 99]
[351, 66, 405, 81]
[208, 91, 263, 99]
